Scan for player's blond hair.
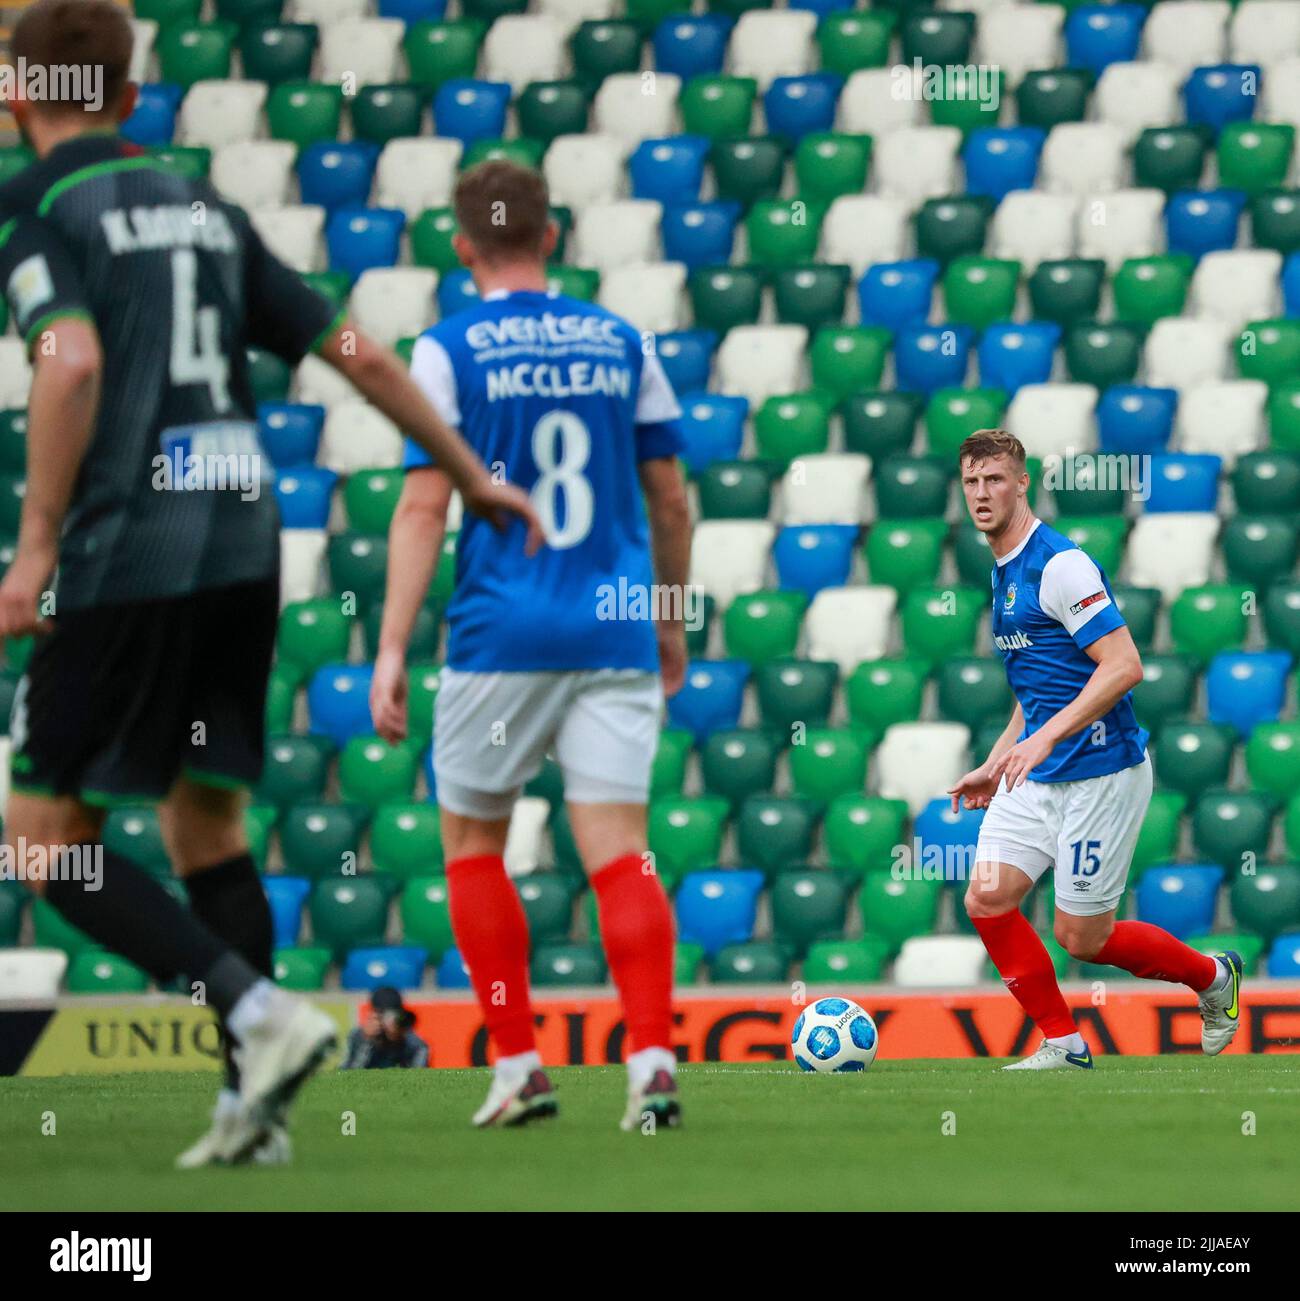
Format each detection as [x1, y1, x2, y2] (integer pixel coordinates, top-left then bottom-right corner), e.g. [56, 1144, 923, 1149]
[958, 428, 1027, 471]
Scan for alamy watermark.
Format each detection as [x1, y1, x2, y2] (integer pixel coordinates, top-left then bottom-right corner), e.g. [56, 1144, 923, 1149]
[595, 578, 707, 632]
[0, 59, 104, 113]
[0, 839, 102, 890]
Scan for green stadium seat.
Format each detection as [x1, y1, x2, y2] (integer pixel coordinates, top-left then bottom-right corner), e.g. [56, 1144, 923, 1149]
[1049, 453, 1128, 515]
[700, 728, 779, 806]
[0, 410, 25, 474]
[257, 734, 333, 809]
[875, 454, 950, 518]
[328, 531, 388, 610]
[214, 0, 279, 28]
[1129, 653, 1197, 733]
[532, 941, 607, 987]
[403, 662, 441, 741]
[339, 737, 418, 810]
[266, 82, 344, 150]
[1152, 723, 1236, 801]
[344, 468, 404, 535]
[1132, 125, 1209, 192]
[685, 594, 716, 658]
[1229, 864, 1300, 943]
[709, 136, 786, 207]
[936, 657, 1014, 731]
[546, 265, 600, 301]
[1131, 789, 1186, 875]
[1222, 516, 1298, 586]
[858, 874, 942, 955]
[1186, 932, 1266, 976]
[803, 935, 889, 982]
[32, 898, 95, 958]
[516, 873, 575, 944]
[1233, 451, 1300, 515]
[309, 876, 391, 959]
[772, 869, 849, 954]
[1064, 321, 1142, 388]
[1192, 789, 1275, 872]
[901, 9, 974, 65]
[570, 20, 643, 91]
[809, 325, 890, 402]
[648, 796, 728, 876]
[1270, 382, 1300, 451]
[724, 590, 806, 663]
[930, 69, 1004, 134]
[746, 197, 824, 268]
[1052, 514, 1127, 576]
[101, 806, 170, 877]
[1028, 258, 1106, 326]
[462, 138, 545, 171]
[517, 80, 590, 145]
[280, 802, 367, 878]
[248, 348, 291, 403]
[754, 659, 839, 732]
[675, 941, 706, 984]
[711, 940, 790, 983]
[274, 945, 331, 990]
[1250, 189, 1300, 255]
[1169, 584, 1250, 663]
[277, 598, 351, 679]
[841, 391, 922, 460]
[302, 268, 351, 309]
[409, 208, 460, 273]
[1218, 123, 1295, 195]
[158, 21, 237, 88]
[1111, 585, 1160, 652]
[149, 145, 212, 179]
[681, 75, 758, 140]
[816, 10, 896, 77]
[0, 881, 27, 946]
[823, 794, 909, 878]
[914, 195, 992, 265]
[461, 0, 526, 22]
[736, 795, 819, 878]
[697, 460, 773, 520]
[924, 386, 1007, 459]
[66, 950, 150, 994]
[901, 586, 983, 664]
[1015, 69, 1091, 129]
[865, 518, 946, 592]
[1245, 722, 1300, 801]
[0, 475, 22, 539]
[754, 392, 830, 464]
[1239, 319, 1300, 387]
[1113, 254, 1192, 326]
[952, 518, 993, 585]
[240, 23, 318, 85]
[1264, 580, 1300, 656]
[651, 729, 694, 799]
[404, 20, 486, 92]
[135, 0, 202, 27]
[265, 663, 298, 733]
[773, 264, 852, 331]
[789, 728, 869, 802]
[352, 83, 425, 145]
[844, 658, 927, 732]
[794, 132, 871, 202]
[689, 264, 763, 333]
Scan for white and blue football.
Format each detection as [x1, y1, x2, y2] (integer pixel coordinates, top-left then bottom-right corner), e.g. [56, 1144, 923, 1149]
[791, 997, 879, 1073]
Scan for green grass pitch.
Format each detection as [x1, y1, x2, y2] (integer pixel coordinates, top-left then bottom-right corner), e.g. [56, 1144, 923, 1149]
[1, 1057, 1296, 1211]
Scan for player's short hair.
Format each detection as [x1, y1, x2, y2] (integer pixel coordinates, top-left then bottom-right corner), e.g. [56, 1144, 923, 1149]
[959, 428, 1027, 472]
[11, 0, 134, 115]
[453, 161, 551, 261]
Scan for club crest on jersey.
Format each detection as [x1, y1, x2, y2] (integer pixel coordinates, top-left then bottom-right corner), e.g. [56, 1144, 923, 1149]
[1003, 581, 1017, 612]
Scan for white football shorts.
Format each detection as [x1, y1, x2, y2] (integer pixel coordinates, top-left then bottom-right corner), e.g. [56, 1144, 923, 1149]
[973, 753, 1153, 916]
[432, 667, 663, 819]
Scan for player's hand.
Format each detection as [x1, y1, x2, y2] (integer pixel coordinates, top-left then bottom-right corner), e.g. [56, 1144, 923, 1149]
[0, 541, 56, 647]
[987, 731, 1055, 791]
[462, 479, 546, 557]
[370, 647, 409, 745]
[657, 621, 687, 698]
[947, 764, 1000, 813]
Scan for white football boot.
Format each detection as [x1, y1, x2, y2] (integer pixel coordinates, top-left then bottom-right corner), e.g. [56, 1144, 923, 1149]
[620, 1068, 681, 1132]
[471, 1067, 558, 1128]
[1197, 951, 1243, 1056]
[176, 1092, 292, 1169]
[1002, 1040, 1095, 1070]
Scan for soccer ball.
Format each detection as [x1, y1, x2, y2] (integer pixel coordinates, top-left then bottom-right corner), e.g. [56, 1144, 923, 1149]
[791, 997, 879, 1073]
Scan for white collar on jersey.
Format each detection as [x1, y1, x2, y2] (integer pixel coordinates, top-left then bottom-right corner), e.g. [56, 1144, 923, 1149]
[995, 517, 1042, 567]
[483, 288, 559, 301]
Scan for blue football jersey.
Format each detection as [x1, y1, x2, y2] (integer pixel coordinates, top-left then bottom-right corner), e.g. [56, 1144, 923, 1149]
[404, 289, 684, 672]
[989, 519, 1148, 782]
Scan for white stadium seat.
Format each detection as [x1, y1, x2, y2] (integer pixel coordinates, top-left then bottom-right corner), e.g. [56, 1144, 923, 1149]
[1143, 0, 1230, 73]
[177, 80, 266, 149]
[0, 339, 33, 409]
[839, 67, 924, 136]
[820, 195, 910, 276]
[1094, 62, 1181, 145]
[875, 127, 963, 206]
[876, 722, 971, 816]
[130, 18, 156, 85]
[780, 453, 872, 526]
[1076, 188, 1165, 271]
[805, 586, 896, 672]
[374, 138, 461, 219]
[1231, 0, 1300, 64]
[689, 520, 775, 607]
[1006, 383, 1098, 458]
[319, 18, 404, 86]
[295, 352, 359, 409]
[348, 268, 438, 349]
[598, 262, 687, 334]
[593, 72, 680, 151]
[505, 798, 552, 876]
[1040, 123, 1126, 196]
[287, 0, 368, 23]
[975, 6, 1064, 88]
[1145, 316, 1232, 390]
[482, 15, 567, 93]
[249, 205, 325, 273]
[543, 133, 626, 209]
[1127, 513, 1220, 600]
[894, 936, 989, 988]
[1261, 56, 1300, 128]
[210, 140, 297, 211]
[1176, 381, 1269, 466]
[1190, 249, 1282, 332]
[537, 0, 616, 35]
[990, 191, 1077, 269]
[573, 199, 662, 270]
[0, 949, 67, 1001]
[320, 401, 405, 475]
[280, 528, 328, 605]
[730, 11, 818, 87]
[715, 325, 808, 409]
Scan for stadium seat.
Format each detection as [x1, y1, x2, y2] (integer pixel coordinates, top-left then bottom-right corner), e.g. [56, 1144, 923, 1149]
[700, 727, 779, 807]
[1095, 61, 1181, 145]
[858, 259, 939, 333]
[803, 936, 888, 983]
[1132, 126, 1209, 194]
[307, 663, 376, 747]
[788, 729, 868, 803]
[754, 659, 838, 732]
[251, 205, 326, 273]
[694, 460, 764, 524]
[264, 876, 311, 950]
[629, 135, 710, 205]
[943, 257, 1021, 331]
[1144, 454, 1222, 514]
[1184, 64, 1260, 132]
[1169, 584, 1248, 663]
[1041, 123, 1126, 196]
[1166, 189, 1247, 261]
[1178, 382, 1268, 469]
[309, 876, 391, 959]
[1153, 722, 1236, 800]
[858, 874, 942, 955]
[341, 946, 426, 991]
[736, 796, 819, 878]
[876, 722, 970, 816]
[1135, 864, 1224, 940]
[1231, 864, 1300, 943]
[878, 130, 964, 209]
[1132, 788, 1187, 875]
[895, 324, 975, 397]
[275, 467, 337, 529]
[1144, 0, 1228, 74]
[978, 322, 1060, 396]
[804, 587, 896, 673]
[1192, 789, 1275, 873]
[894, 936, 987, 988]
[772, 525, 858, 599]
[1097, 385, 1177, 456]
[675, 869, 764, 955]
[771, 870, 848, 956]
[666, 659, 751, 742]
[325, 206, 405, 282]
[648, 796, 729, 879]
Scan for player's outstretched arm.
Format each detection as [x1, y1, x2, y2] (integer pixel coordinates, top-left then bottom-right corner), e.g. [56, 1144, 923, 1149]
[370, 468, 452, 745]
[316, 322, 543, 553]
[0, 316, 101, 641]
[638, 456, 692, 697]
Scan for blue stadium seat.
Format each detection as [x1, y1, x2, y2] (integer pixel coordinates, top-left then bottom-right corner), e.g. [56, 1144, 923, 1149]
[257, 402, 325, 469]
[858, 259, 941, 331]
[675, 868, 765, 955]
[913, 798, 985, 885]
[773, 524, 858, 597]
[1144, 453, 1221, 513]
[437, 945, 471, 988]
[1135, 864, 1224, 940]
[978, 321, 1060, 395]
[790, 0, 855, 14]
[1064, 5, 1146, 76]
[894, 322, 974, 395]
[121, 83, 182, 146]
[653, 14, 733, 80]
[1184, 65, 1260, 131]
[962, 126, 1045, 202]
[437, 266, 479, 318]
[379, 0, 445, 20]
[1284, 252, 1300, 318]
[1097, 385, 1177, 455]
[667, 659, 751, 741]
[763, 73, 842, 143]
[1206, 651, 1292, 737]
[677, 393, 748, 476]
[264, 876, 311, 949]
[276, 466, 339, 529]
[326, 205, 405, 282]
[656, 330, 718, 395]
[630, 134, 710, 204]
[297, 140, 378, 212]
[1165, 189, 1246, 260]
[341, 945, 428, 991]
[422, 744, 437, 804]
[1266, 931, 1300, 977]
[433, 78, 512, 146]
[662, 200, 742, 268]
[307, 663, 376, 747]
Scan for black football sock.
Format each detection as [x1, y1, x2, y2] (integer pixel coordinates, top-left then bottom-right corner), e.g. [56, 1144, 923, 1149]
[45, 848, 262, 1017]
[185, 852, 275, 1091]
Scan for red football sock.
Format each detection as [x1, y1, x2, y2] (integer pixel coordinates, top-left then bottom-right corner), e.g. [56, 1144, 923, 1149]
[591, 852, 675, 1054]
[446, 854, 536, 1056]
[1095, 920, 1218, 991]
[972, 907, 1077, 1038]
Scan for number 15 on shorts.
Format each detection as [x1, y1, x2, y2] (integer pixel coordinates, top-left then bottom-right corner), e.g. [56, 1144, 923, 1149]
[1070, 839, 1101, 876]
